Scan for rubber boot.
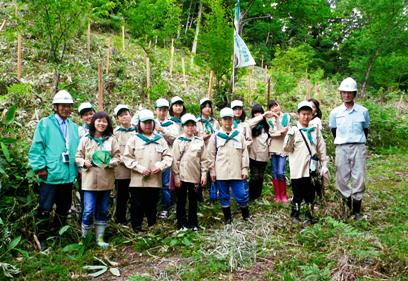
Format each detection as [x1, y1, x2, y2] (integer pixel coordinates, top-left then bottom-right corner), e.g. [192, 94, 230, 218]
[272, 179, 280, 203]
[37, 210, 50, 251]
[352, 199, 363, 220]
[222, 207, 232, 225]
[240, 206, 253, 223]
[81, 223, 92, 238]
[305, 203, 317, 224]
[279, 180, 288, 203]
[95, 221, 109, 249]
[290, 202, 300, 223]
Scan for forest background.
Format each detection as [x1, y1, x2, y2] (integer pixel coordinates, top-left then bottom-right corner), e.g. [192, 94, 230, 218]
[0, 0, 407, 280]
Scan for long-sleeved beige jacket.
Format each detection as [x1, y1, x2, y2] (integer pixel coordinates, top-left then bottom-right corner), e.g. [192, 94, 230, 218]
[247, 115, 270, 162]
[113, 127, 136, 180]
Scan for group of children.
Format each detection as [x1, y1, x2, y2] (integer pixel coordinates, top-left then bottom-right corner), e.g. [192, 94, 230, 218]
[71, 95, 329, 248]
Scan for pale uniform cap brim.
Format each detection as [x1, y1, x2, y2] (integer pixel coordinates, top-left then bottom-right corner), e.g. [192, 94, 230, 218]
[113, 104, 130, 117]
[138, 110, 155, 122]
[78, 102, 93, 114]
[171, 96, 184, 105]
[297, 101, 314, 112]
[155, 99, 170, 108]
[231, 100, 243, 109]
[200, 97, 211, 106]
[220, 107, 234, 118]
[181, 114, 197, 125]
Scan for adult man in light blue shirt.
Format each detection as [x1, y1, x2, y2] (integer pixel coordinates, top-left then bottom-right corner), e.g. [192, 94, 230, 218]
[329, 77, 370, 220]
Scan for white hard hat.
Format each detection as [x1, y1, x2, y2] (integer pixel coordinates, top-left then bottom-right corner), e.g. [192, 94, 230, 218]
[338, 77, 358, 92]
[113, 104, 130, 117]
[181, 113, 197, 125]
[170, 96, 184, 106]
[297, 101, 313, 112]
[220, 107, 234, 118]
[200, 97, 211, 106]
[78, 102, 94, 115]
[155, 98, 170, 108]
[52, 90, 73, 104]
[138, 109, 155, 122]
[231, 100, 243, 109]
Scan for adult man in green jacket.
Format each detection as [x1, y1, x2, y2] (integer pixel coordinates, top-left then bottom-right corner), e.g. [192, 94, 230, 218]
[29, 90, 80, 251]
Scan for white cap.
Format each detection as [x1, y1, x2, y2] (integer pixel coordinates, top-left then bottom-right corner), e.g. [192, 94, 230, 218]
[338, 77, 357, 92]
[138, 109, 155, 122]
[181, 113, 197, 125]
[78, 102, 93, 115]
[231, 100, 243, 109]
[200, 97, 211, 106]
[170, 96, 184, 106]
[155, 98, 170, 108]
[220, 107, 234, 118]
[297, 101, 313, 112]
[52, 90, 73, 104]
[113, 104, 130, 117]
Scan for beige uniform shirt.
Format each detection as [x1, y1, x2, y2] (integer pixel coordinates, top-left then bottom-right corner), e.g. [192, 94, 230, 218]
[172, 135, 209, 184]
[75, 136, 121, 191]
[207, 129, 249, 180]
[113, 127, 136, 179]
[268, 113, 291, 155]
[156, 119, 179, 146]
[123, 134, 173, 188]
[247, 115, 270, 162]
[233, 120, 253, 148]
[283, 123, 328, 179]
[78, 125, 89, 139]
[196, 117, 220, 145]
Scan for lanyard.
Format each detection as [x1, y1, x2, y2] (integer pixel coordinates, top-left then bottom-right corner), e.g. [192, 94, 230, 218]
[53, 116, 70, 151]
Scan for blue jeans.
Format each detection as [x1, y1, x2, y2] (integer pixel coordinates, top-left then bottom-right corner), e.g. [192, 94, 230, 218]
[161, 167, 172, 210]
[82, 190, 110, 226]
[217, 180, 248, 208]
[271, 154, 287, 181]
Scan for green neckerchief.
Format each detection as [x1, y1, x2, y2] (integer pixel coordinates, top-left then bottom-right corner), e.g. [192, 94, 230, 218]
[136, 133, 162, 145]
[178, 136, 192, 142]
[216, 130, 239, 143]
[233, 119, 241, 129]
[170, 117, 182, 125]
[267, 119, 275, 129]
[117, 126, 136, 132]
[199, 116, 215, 133]
[161, 120, 173, 127]
[281, 113, 289, 127]
[88, 135, 109, 147]
[300, 127, 315, 145]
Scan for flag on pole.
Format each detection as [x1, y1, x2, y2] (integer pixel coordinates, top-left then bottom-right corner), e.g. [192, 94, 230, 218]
[234, 0, 255, 68]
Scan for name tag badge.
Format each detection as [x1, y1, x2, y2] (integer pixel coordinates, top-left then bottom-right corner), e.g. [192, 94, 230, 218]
[156, 145, 164, 153]
[233, 141, 243, 149]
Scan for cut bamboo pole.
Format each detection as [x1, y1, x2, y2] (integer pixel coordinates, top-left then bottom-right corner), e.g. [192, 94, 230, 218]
[98, 62, 103, 111]
[146, 57, 151, 89]
[169, 39, 175, 77]
[207, 71, 214, 98]
[87, 23, 91, 52]
[17, 34, 22, 80]
[122, 25, 125, 51]
[106, 38, 111, 75]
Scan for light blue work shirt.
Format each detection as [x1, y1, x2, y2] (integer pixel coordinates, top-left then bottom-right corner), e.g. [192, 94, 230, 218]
[55, 114, 69, 144]
[329, 103, 370, 145]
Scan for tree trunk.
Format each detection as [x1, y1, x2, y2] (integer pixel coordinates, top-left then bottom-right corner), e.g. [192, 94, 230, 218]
[360, 49, 379, 98]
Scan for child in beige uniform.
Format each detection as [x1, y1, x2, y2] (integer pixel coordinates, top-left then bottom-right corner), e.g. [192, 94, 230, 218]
[123, 110, 173, 232]
[172, 114, 208, 230]
[268, 100, 291, 203]
[208, 108, 250, 224]
[75, 112, 121, 248]
[113, 104, 135, 225]
[283, 101, 329, 223]
[169, 96, 186, 135]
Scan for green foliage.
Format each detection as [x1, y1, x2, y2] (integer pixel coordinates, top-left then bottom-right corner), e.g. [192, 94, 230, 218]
[27, 0, 90, 63]
[124, 0, 181, 44]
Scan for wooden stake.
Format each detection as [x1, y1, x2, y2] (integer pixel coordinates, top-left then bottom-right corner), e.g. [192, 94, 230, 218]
[98, 62, 103, 111]
[106, 38, 111, 75]
[207, 71, 214, 98]
[17, 34, 22, 80]
[182, 57, 187, 87]
[87, 23, 91, 52]
[169, 39, 175, 77]
[0, 20, 6, 31]
[264, 65, 268, 82]
[146, 57, 151, 89]
[122, 25, 125, 51]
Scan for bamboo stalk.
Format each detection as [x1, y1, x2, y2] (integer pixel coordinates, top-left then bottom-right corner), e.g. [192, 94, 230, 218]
[207, 71, 214, 98]
[98, 63, 103, 111]
[146, 57, 151, 89]
[87, 23, 91, 52]
[17, 34, 22, 80]
[106, 38, 111, 75]
[169, 39, 174, 77]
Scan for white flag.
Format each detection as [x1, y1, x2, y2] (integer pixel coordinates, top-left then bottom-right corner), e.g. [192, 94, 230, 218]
[234, 32, 256, 68]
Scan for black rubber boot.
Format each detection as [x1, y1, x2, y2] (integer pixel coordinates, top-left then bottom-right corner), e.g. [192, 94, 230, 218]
[305, 203, 317, 224]
[37, 210, 50, 251]
[343, 197, 352, 209]
[290, 202, 300, 223]
[240, 206, 253, 223]
[222, 207, 232, 225]
[352, 199, 363, 220]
